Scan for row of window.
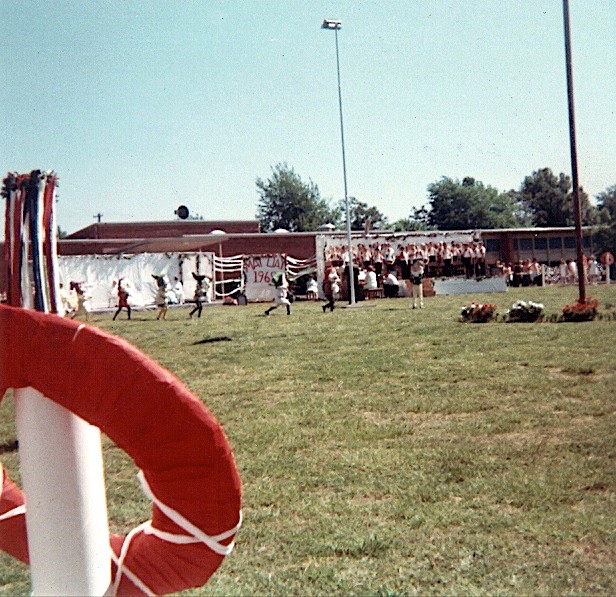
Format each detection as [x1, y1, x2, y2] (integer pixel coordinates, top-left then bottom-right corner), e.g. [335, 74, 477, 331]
[485, 236, 591, 253]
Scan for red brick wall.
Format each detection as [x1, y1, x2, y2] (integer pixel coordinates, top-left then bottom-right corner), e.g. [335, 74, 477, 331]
[217, 235, 316, 259]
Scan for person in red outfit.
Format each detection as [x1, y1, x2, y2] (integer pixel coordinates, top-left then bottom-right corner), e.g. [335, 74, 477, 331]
[112, 278, 131, 320]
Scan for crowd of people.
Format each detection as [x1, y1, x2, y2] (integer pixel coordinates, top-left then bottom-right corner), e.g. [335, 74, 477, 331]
[494, 255, 606, 287]
[54, 250, 609, 321]
[324, 240, 487, 280]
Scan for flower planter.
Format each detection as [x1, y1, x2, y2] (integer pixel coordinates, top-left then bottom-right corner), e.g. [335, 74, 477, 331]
[506, 300, 544, 323]
[561, 298, 599, 322]
[460, 302, 497, 323]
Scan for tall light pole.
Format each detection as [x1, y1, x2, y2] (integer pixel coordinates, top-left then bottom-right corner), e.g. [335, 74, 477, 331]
[322, 18, 356, 305]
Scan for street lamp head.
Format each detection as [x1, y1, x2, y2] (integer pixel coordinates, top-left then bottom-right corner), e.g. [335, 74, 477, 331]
[321, 19, 341, 30]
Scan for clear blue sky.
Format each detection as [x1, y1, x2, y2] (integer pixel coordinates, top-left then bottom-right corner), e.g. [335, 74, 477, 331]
[1, 1, 614, 236]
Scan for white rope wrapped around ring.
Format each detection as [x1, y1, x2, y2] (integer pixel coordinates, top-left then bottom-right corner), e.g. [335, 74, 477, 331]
[0, 463, 27, 522]
[109, 470, 242, 596]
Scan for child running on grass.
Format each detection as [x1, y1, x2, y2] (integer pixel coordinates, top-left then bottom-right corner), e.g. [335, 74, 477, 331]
[112, 278, 131, 320]
[264, 272, 291, 316]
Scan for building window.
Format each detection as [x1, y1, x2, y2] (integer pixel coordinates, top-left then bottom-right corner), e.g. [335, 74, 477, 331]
[549, 237, 562, 249]
[485, 238, 500, 253]
[564, 236, 576, 249]
[519, 238, 533, 251]
[583, 236, 591, 248]
[534, 237, 547, 250]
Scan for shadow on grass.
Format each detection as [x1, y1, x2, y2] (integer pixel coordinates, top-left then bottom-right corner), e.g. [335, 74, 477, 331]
[192, 336, 233, 345]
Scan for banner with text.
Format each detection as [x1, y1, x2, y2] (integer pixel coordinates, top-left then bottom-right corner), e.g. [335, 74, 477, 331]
[244, 254, 287, 302]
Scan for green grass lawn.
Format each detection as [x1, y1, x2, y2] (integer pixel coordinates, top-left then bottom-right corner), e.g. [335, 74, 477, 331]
[1, 284, 615, 595]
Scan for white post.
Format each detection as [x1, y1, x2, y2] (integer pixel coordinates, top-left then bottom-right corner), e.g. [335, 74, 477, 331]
[15, 388, 111, 596]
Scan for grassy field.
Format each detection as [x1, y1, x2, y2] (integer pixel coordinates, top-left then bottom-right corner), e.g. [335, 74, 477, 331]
[1, 284, 615, 595]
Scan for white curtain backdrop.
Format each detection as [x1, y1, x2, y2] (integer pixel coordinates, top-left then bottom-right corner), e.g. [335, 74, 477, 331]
[58, 252, 214, 311]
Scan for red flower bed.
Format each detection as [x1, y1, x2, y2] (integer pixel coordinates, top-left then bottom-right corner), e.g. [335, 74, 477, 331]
[561, 297, 599, 322]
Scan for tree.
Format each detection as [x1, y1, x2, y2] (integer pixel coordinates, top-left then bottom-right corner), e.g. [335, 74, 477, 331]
[593, 184, 616, 255]
[425, 176, 521, 230]
[516, 167, 597, 227]
[390, 206, 432, 231]
[596, 184, 616, 224]
[256, 163, 338, 232]
[339, 197, 388, 231]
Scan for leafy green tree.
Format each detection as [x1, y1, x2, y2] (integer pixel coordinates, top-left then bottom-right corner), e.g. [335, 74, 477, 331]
[517, 167, 597, 227]
[408, 205, 432, 230]
[390, 206, 432, 231]
[390, 219, 411, 232]
[425, 176, 521, 230]
[339, 197, 388, 231]
[592, 225, 616, 255]
[593, 184, 616, 255]
[256, 163, 338, 232]
[596, 184, 616, 224]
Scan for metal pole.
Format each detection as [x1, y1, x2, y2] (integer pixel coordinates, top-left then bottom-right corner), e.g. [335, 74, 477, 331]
[562, 0, 586, 303]
[333, 26, 356, 305]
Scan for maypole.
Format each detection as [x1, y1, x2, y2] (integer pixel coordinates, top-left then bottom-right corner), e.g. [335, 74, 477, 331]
[562, 0, 587, 303]
[1, 171, 242, 595]
[3, 171, 111, 595]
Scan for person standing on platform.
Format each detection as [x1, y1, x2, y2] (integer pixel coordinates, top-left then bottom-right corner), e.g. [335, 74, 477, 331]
[462, 243, 475, 279]
[442, 243, 453, 277]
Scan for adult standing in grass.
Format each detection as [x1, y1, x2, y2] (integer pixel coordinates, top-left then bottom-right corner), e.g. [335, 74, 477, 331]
[112, 278, 131, 320]
[322, 263, 340, 312]
[559, 259, 568, 284]
[410, 259, 425, 309]
[588, 255, 600, 285]
[567, 259, 578, 284]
